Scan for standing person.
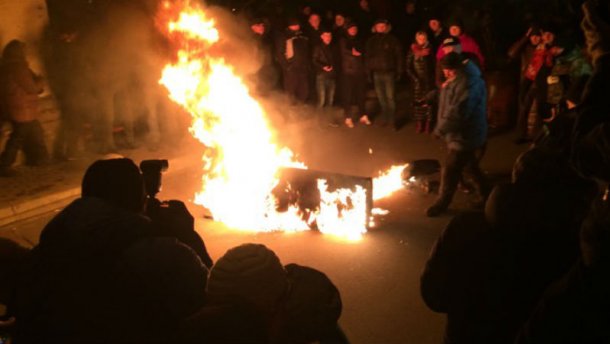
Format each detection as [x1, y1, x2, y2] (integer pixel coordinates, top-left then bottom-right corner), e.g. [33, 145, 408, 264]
[366, 19, 403, 128]
[312, 28, 337, 110]
[305, 13, 323, 46]
[428, 13, 448, 55]
[339, 22, 370, 128]
[0, 40, 48, 177]
[354, 0, 374, 39]
[508, 26, 543, 130]
[332, 13, 348, 41]
[276, 18, 311, 104]
[514, 27, 555, 144]
[406, 31, 436, 134]
[437, 18, 485, 70]
[250, 17, 280, 94]
[426, 52, 489, 217]
[394, 0, 422, 48]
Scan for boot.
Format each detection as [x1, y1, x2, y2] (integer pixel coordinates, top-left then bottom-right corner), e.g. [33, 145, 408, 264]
[426, 198, 450, 217]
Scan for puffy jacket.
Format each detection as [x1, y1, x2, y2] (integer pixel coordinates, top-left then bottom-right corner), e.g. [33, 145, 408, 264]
[406, 42, 436, 91]
[435, 61, 487, 151]
[312, 43, 337, 77]
[339, 35, 366, 76]
[437, 34, 485, 70]
[365, 33, 403, 74]
[0, 41, 43, 123]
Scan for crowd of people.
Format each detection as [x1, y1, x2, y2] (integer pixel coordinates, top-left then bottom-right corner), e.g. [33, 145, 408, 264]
[1, 0, 610, 342]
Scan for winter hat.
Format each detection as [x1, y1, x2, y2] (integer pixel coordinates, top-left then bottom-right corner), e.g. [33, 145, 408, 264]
[287, 17, 301, 26]
[374, 18, 390, 26]
[345, 20, 358, 29]
[81, 158, 145, 213]
[207, 244, 288, 313]
[250, 17, 265, 26]
[281, 264, 342, 342]
[320, 26, 332, 34]
[440, 52, 463, 69]
[121, 237, 208, 321]
[447, 17, 464, 29]
[441, 36, 460, 47]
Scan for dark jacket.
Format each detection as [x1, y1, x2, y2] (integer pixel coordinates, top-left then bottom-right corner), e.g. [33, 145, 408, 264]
[406, 42, 436, 92]
[339, 35, 366, 76]
[312, 43, 337, 77]
[14, 197, 207, 344]
[435, 61, 487, 151]
[508, 35, 537, 78]
[421, 211, 500, 344]
[276, 29, 310, 73]
[0, 41, 43, 123]
[365, 32, 403, 75]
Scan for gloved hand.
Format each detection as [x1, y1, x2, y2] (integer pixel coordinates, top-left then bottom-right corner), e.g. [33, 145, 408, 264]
[582, 0, 610, 66]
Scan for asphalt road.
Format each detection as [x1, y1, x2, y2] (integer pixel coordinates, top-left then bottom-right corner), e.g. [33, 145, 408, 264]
[1, 118, 527, 343]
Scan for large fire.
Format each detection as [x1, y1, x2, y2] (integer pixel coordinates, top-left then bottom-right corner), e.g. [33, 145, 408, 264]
[158, 1, 407, 241]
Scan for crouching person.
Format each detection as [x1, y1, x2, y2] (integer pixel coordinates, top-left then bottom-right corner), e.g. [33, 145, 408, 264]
[0, 40, 48, 176]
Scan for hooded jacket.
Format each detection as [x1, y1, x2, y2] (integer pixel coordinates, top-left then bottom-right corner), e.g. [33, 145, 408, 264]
[435, 61, 487, 150]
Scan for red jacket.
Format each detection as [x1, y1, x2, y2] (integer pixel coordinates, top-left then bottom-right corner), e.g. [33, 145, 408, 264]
[524, 46, 552, 81]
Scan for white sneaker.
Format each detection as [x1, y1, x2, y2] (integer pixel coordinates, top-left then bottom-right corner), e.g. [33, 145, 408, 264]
[345, 118, 355, 128]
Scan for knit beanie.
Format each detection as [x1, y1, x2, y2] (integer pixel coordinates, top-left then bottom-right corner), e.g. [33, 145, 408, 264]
[81, 158, 145, 213]
[440, 52, 463, 69]
[281, 264, 342, 342]
[207, 244, 288, 313]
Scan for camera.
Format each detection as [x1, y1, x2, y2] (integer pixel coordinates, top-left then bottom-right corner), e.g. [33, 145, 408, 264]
[140, 159, 169, 198]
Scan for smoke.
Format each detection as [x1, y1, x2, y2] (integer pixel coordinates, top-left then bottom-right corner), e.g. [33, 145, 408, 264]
[42, 0, 190, 151]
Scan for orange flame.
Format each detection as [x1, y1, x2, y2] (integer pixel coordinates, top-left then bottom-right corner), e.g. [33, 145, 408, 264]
[158, 2, 407, 241]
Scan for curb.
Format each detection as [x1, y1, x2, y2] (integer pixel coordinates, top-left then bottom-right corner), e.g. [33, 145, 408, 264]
[0, 187, 80, 228]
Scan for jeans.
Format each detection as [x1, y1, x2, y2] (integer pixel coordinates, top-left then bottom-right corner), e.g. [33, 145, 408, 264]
[373, 71, 396, 122]
[316, 73, 336, 108]
[434, 148, 489, 208]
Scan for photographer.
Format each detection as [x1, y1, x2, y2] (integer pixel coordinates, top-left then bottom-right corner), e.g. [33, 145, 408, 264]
[13, 158, 211, 343]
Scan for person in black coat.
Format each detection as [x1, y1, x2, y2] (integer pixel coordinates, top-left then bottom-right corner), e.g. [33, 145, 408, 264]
[406, 30, 436, 133]
[339, 22, 371, 128]
[276, 18, 311, 104]
[13, 158, 210, 343]
[312, 28, 338, 109]
[365, 19, 403, 127]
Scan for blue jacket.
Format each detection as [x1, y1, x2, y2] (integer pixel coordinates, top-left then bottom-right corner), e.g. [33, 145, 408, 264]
[435, 61, 487, 151]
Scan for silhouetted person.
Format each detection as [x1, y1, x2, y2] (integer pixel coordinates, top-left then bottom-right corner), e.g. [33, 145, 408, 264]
[0, 40, 48, 176]
[276, 18, 311, 104]
[13, 158, 209, 343]
[339, 22, 371, 128]
[406, 30, 436, 134]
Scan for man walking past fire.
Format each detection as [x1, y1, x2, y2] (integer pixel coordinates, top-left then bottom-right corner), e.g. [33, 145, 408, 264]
[426, 52, 489, 217]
